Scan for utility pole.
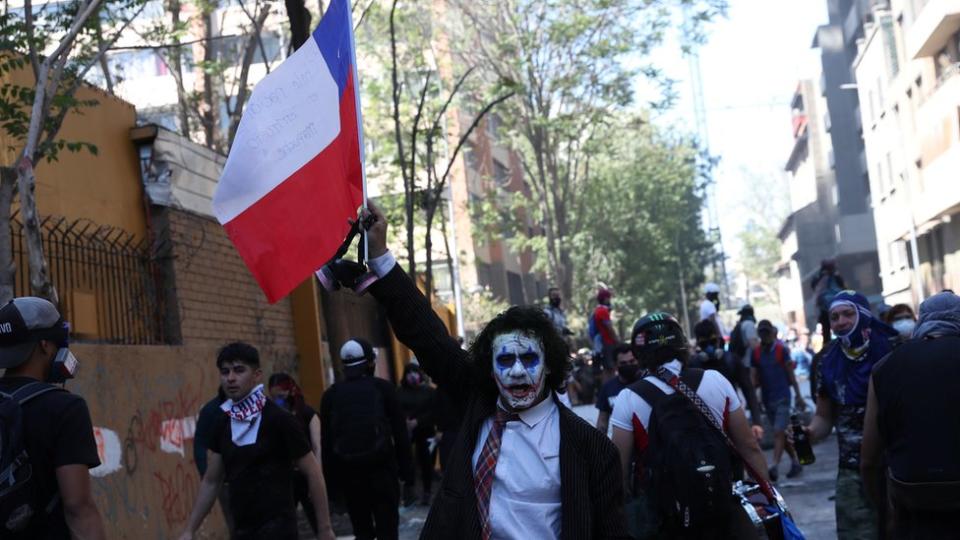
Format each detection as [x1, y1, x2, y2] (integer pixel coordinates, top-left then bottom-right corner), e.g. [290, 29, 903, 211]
[686, 16, 730, 312]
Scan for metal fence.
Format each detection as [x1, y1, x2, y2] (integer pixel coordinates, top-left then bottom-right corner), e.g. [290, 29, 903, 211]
[11, 215, 167, 344]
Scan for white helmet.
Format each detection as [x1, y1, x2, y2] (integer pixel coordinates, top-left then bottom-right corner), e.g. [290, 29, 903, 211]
[704, 282, 720, 294]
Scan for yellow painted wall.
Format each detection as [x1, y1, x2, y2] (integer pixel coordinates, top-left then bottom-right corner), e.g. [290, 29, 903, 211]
[1, 65, 146, 237]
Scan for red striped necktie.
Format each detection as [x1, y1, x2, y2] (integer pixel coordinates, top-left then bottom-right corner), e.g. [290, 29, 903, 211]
[474, 407, 519, 540]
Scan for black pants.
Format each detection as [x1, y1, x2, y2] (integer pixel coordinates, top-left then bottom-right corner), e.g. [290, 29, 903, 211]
[413, 434, 435, 495]
[293, 472, 318, 534]
[342, 468, 400, 540]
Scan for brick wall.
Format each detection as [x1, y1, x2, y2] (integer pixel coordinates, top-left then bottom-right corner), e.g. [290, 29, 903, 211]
[164, 208, 299, 375]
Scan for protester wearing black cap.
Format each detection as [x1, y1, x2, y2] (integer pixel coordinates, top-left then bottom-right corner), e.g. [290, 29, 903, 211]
[319, 337, 413, 540]
[0, 297, 105, 540]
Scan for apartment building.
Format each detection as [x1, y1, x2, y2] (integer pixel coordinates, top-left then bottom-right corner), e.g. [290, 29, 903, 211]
[854, 0, 960, 304]
[779, 79, 841, 331]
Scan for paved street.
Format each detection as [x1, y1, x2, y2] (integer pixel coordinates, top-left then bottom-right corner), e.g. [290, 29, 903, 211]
[306, 394, 839, 540]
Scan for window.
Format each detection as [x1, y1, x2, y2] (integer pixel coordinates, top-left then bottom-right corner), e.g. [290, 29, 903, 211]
[876, 159, 886, 194]
[885, 152, 894, 193]
[507, 272, 525, 305]
[493, 160, 510, 187]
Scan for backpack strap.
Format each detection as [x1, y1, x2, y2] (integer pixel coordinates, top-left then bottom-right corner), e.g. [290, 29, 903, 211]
[628, 378, 667, 409]
[11, 381, 63, 405]
[651, 365, 778, 505]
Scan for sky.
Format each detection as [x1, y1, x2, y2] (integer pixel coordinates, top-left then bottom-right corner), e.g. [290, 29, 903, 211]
[639, 0, 829, 271]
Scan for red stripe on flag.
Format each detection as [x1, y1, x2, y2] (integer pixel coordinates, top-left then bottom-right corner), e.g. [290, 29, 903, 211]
[224, 72, 363, 302]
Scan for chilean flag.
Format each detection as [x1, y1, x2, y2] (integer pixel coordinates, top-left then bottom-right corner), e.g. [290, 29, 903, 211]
[213, 0, 363, 303]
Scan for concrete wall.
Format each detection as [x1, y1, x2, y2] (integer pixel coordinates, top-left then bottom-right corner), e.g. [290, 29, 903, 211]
[70, 343, 227, 540]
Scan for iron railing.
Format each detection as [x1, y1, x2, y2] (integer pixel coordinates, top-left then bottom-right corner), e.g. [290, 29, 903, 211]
[11, 215, 167, 344]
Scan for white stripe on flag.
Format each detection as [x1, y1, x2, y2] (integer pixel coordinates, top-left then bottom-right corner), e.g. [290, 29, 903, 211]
[213, 39, 341, 224]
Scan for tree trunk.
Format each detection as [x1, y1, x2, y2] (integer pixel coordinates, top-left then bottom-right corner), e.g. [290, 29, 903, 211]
[15, 157, 57, 303]
[284, 0, 311, 51]
[227, 7, 270, 148]
[201, 6, 220, 150]
[424, 203, 436, 300]
[0, 167, 18, 304]
[167, 0, 190, 136]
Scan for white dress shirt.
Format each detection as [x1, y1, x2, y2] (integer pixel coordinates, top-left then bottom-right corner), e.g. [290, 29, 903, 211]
[471, 396, 562, 540]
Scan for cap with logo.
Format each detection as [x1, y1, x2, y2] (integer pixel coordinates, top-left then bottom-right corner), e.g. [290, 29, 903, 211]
[0, 297, 68, 369]
[339, 337, 375, 367]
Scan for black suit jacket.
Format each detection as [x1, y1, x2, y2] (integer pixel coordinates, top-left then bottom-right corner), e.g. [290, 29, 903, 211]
[370, 265, 630, 540]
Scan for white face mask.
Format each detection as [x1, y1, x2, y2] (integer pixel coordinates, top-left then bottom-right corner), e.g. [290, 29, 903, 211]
[491, 332, 549, 410]
[892, 319, 916, 338]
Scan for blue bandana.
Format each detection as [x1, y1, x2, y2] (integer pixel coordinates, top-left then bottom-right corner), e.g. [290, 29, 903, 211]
[820, 291, 897, 406]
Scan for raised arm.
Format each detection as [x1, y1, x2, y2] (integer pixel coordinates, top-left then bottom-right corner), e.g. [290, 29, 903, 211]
[362, 204, 473, 396]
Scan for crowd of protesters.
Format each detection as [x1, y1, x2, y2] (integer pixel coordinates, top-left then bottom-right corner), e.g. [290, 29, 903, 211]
[5, 203, 958, 540]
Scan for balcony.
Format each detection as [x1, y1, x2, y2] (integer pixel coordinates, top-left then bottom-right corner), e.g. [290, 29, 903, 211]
[905, 0, 960, 59]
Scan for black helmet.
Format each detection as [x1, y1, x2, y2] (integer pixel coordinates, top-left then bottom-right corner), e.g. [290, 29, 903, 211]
[631, 312, 686, 360]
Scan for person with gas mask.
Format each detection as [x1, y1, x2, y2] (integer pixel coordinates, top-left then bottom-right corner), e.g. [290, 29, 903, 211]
[320, 338, 413, 540]
[267, 372, 322, 535]
[793, 290, 898, 540]
[691, 319, 730, 377]
[881, 303, 916, 346]
[397, 362, 438, 506]
[359, 202, 629, 539]
[0, 297, 105, 540]
[595, 343, 640, 436]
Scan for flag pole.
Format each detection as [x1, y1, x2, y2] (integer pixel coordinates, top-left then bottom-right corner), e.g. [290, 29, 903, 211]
[345, 2, 369, 261]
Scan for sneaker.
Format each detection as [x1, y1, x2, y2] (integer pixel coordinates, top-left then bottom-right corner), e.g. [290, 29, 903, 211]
[786, 463, 803, 479]
[768, 466, 779, 482]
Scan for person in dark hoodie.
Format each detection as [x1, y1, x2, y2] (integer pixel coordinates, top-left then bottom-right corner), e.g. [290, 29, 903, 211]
[397, 362, 438, 505]
[320, 338, 413, 540]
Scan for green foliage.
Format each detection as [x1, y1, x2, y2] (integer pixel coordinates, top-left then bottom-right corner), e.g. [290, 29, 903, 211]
[571, 118, 715, 324]
[735, 171, 791, 307]
[452, 0, 727, 302]
[0, 0, 150, 163]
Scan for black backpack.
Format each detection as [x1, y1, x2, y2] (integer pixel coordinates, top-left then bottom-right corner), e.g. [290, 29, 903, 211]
[630, 369, 733, 530]
[330, 380, 393, 465]
[0, 382, 65, 533]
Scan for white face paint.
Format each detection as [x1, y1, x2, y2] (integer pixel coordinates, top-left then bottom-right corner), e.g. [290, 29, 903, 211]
[491, 332, 549, 410]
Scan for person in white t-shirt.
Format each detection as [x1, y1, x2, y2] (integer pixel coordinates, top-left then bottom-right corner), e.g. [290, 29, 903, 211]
[699, 282, 727, 338]
[610, 312, 768, 538]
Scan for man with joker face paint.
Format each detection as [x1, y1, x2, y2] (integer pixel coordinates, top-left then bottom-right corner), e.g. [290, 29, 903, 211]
[356, 202, 630, 540]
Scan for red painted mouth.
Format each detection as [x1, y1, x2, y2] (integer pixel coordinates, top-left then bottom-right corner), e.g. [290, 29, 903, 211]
[507, 384, 534, 398]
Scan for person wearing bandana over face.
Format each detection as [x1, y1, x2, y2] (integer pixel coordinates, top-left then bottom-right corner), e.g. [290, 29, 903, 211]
[358, 202, 629, 540]
[794, 290, 897, 540]
[179, 342, 335, 540]
[0, 297, 105, 540]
